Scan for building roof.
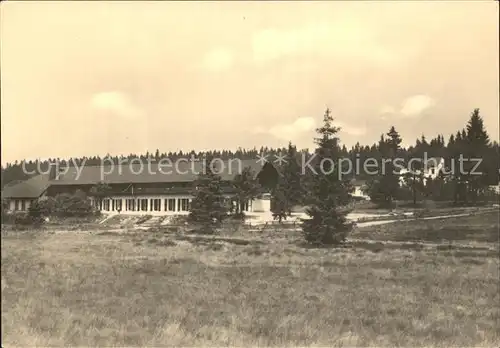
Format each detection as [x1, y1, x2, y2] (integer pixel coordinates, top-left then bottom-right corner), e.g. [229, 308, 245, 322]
[425, 157, 444, 168]
[352, 179, 367, 186]
[1, 173, 50, 199]
[47, 159, 267, 186]
[1, 159, 278, 198]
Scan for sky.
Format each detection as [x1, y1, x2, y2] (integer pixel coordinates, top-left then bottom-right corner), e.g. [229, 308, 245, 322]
[1, 1, 498, 164]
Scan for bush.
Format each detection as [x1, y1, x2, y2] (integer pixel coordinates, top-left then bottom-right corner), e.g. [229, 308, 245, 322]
[169, 215, 189, 226]
[29, 198, 55, 218]
[49, 193, 95, 218]
[136, 215, 152, 225]
[8, 212, 44, 227]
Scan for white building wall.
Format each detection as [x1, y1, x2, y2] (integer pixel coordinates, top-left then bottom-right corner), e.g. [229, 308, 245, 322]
[252, 196, 270, 212]
[7, 199, 33, 212]
[353, 186, 368, 199]
[93, 194, 258, 215]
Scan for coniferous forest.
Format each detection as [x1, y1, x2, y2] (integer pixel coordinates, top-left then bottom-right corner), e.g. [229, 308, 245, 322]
[2, 108, 499, 204]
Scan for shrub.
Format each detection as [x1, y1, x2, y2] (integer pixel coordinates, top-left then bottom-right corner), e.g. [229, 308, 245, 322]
[10, 212, 44, 227]
[136, 215, 152, 225]
[29, 198, 55, 218]
[169, 215, 189, 226]
[51, 193, 95, 217]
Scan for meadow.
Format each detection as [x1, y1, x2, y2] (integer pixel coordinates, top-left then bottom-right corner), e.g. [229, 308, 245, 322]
[1, 211, 499, 346]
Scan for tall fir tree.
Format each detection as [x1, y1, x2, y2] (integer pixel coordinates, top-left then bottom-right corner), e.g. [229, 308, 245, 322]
[89, 182, 112, 210]
[381, 126, 402, 205]
[302, 108, 353, 245]
[270, 175, 288, 223]
[188, 157, 228, 234]
[366, 126, 403, 207]
[271, 142, 304, 222]
[463, 109, 492, 202]
[231, 166, 260, 217]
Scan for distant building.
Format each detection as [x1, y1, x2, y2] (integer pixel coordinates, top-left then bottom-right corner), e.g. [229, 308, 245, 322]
[489, 183, 500, 194]
[1, 175, 50, 212]
[398, 157, 445, 186]
[351, 179, 369, 200]
[1, 159, 280, 215]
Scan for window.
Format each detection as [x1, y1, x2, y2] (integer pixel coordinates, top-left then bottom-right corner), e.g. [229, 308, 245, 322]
[151, 199, 161, 211]
[111, 199, 115, 211]
[20, 200, 26, 211]
[241, 200, 250, 212]
[166, 198, 176, 212]
[140, 199, 148, 211]
[126, 199, 136, 211]
[103, 199, 110, 211]
[14, 200, 20, 211]
[178, 198, 190, 211]
[115, 199, 122, 212]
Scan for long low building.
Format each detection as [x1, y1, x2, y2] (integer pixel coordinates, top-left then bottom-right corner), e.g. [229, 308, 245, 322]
[1, 159, 280, 215]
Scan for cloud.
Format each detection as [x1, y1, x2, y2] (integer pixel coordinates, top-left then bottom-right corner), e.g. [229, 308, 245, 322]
[253, 116, 316, 141]
[251, 22, 401, 66]
[379, 95, 436, 119]
[335, 121, 367, 136]
[254, 116, 366, 141]
[90, 91, 145, 119]
[201, 47, 234, 72]
[400, 95, 435, 117]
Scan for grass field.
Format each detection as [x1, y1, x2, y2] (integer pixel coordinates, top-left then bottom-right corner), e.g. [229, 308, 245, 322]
[2, 211, 499, 346]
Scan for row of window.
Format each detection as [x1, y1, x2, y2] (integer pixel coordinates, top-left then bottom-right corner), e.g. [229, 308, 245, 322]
[98, 198, 191, 212]
[12, 199, 34, 211]
[96, 197, 252, 213]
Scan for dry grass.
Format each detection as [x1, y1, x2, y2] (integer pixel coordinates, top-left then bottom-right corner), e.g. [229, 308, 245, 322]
[2, 213, 499, 347]
[352, 210, 500, 244]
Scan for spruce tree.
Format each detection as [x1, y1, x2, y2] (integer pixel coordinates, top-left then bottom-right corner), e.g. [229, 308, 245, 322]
[283, 142, 304, 211]
[270, 176, 288, 223]
[89, 182, 112, 211]
[369, 126, 402, 207]
[302, 108, 354, 245]
[464, 109, 491, 203]
[271, 143, 304, 222]
[188, 158, 228, 234]
[231, 166, 260, 217]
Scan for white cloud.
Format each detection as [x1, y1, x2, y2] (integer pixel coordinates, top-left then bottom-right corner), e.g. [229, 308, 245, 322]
[254, 116, 366, 141]
[335, 121, 367, 136]
[251, 22, 402, 66]
[254, 116, 316, 141]
[400, 95, 435, 117]
[379, 95, 436, 119]
[90, 91, 144, 119]
[379, 105, 397, 115]
[201, 47, 234, 72]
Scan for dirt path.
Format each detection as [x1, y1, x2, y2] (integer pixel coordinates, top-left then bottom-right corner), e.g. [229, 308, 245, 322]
[355, 210, 497, 228]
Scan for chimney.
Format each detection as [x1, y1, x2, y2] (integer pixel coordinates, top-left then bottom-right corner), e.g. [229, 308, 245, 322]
[48, 163, 57, 181]
[58, 166, 67, 179]
[48, 163, 66, 180]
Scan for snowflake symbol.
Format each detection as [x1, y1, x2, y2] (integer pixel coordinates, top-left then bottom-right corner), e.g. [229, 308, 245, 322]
[256, 152, 269, 165]
[274, 152, 288, 165]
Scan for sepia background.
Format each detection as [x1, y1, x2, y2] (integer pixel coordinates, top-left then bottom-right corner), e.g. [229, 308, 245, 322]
[1, 1, 498, 163]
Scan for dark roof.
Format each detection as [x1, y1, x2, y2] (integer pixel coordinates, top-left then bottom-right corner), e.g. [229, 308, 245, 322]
[351, 179, 367, 186]
[425, 157, 444, 167]
[1, 159, 277, 198]
[1, 174, 50, 199]
[49, 159, 267, 186]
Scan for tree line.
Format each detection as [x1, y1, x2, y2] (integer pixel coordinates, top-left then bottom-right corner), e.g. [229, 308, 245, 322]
[189, 108, 498, 244]
[2, 109, 497, 190]
[3, 108, 498, 245]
